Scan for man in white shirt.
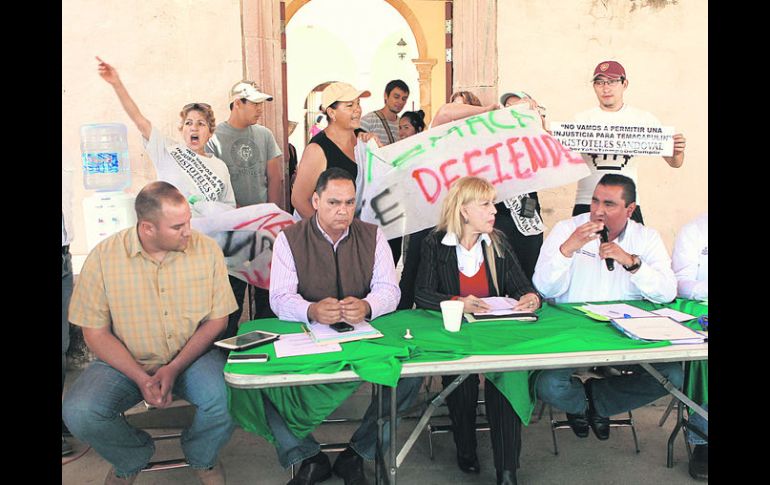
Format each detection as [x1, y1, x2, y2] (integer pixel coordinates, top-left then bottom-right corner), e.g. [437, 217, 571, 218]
[572, 60, 687, 224]
[672, 212, 708, 480]
[532, 174, 683, 440]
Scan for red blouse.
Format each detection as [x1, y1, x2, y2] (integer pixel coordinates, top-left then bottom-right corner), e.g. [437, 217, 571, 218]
[458, 264, 490, 298]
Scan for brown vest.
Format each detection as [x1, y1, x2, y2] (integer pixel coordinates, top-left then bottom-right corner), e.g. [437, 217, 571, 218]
[283, 216, 377, 302]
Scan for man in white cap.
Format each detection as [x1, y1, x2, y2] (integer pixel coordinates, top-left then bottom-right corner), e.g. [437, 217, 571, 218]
[572, 60, 687, 224]
[207, 81, 284, 339]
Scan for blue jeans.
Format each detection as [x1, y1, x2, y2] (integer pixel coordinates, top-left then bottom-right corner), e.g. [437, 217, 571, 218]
[535, 363, 684, 417]
[62, 349, 235, 477]
[687, 403, 708, 445]
[264, 377, 423, 468]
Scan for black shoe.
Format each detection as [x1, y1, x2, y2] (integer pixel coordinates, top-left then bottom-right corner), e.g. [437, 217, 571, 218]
[288, 452, 332, 485]
[496, 469, 518, 485]
[586, 407, 610, 440]
[332, 447, 369, 485]
[688, 444, 708, 481]
[456, 451, 481, 474]
[565, 412, 590, 438]
[584, 378, 610, 440]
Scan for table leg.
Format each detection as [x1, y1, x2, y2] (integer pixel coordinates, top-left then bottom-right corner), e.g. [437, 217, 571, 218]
[396, 374, 470, 467]
[390, 383, 397, 485]
[375, 384, 383, 485]
[638, 363, 708, 420]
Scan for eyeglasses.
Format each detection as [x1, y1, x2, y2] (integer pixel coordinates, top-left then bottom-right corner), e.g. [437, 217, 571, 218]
[182, 102, 212, 111]
[593, 79, 623, 87]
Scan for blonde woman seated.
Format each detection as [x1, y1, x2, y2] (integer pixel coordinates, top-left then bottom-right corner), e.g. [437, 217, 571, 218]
[414, 176, 541, 485]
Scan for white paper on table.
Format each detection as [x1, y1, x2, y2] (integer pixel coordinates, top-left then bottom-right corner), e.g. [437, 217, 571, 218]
[473, 296, 519, 316]
[307, 321, 383, 344]
[582, 303, 656, 319]
[273, 332, 342, 358]
[650, 308, 697, 322]
[610, 316, 705, 344]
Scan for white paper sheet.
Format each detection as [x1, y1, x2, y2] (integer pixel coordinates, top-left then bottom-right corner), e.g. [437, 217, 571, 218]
[273, 332, 342, 358]
[650, 308, 697, 322]
[473, 296, 519, 316]
[582, 303, 656, 319]
[307, 321, 383, 345]
[610, 316, 705, 344]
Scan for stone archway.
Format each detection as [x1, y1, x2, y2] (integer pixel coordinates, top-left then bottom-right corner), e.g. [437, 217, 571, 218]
[286, 0, 437, 122]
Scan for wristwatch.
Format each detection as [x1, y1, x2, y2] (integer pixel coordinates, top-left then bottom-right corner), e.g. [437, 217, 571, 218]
[623, 254, 641, 272]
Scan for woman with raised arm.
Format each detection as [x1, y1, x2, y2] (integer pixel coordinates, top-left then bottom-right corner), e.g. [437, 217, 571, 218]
[96, 56, 235, 207]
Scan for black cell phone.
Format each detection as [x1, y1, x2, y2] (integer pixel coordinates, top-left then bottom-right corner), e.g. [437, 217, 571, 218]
[330, 322, 354, 333]
[226, 353, 269, 364]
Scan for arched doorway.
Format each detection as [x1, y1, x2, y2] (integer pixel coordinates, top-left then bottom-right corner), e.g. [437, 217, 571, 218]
[285, 0, 431, 160]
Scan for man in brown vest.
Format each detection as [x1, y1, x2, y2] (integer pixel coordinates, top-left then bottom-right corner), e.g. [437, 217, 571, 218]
[268, 167, 422, 485]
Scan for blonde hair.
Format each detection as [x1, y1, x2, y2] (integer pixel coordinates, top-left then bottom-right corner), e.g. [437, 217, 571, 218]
[436, 176, 501, 249]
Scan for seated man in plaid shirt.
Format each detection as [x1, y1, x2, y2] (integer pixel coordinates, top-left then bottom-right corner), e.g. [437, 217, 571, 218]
[62, 181, 238, 485]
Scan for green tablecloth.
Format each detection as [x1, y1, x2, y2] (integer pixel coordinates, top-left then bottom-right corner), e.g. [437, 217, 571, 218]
[227, 299, 708, 443]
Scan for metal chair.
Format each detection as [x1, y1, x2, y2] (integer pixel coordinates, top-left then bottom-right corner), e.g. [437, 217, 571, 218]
[544, 367, 640, 455]
[422, 375, 490, 459]
[546, 403, 639, 455]
[122, 398, 193, 472]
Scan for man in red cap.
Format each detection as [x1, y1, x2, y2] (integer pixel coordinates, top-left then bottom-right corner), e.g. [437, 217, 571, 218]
[572, 61, 687, 224]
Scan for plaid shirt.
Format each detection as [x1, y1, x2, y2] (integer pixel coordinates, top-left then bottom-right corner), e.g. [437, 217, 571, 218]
[69, 226, 237, 371]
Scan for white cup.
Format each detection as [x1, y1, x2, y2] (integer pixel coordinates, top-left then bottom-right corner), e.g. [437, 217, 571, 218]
[440, 300, 465, 332]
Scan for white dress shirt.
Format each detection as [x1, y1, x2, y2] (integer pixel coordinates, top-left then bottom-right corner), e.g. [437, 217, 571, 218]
[269, 218, 401, 324]
[672, 212, 708, 300]
[441, 232, 492, 277]
[533, 213, 676, 303]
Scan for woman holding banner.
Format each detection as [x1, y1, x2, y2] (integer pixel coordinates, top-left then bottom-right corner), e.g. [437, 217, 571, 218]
[415, 176, 541, 485]
[493, 90, 548, 279]
[291, 82, 380, 219]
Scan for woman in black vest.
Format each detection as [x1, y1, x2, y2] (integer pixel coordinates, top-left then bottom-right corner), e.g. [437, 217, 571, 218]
[291, 82, 379, 219]
[414, 176, 541, 485]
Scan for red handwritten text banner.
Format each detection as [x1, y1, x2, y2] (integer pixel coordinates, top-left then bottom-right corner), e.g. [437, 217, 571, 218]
[360, 106, 590, 239]
[191, 202, 295, 288]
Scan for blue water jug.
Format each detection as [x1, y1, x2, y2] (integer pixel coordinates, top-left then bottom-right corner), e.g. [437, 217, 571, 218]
[80, 123, 131, 191]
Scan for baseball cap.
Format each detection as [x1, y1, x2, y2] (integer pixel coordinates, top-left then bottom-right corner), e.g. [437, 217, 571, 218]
[592, 61, 626, 80]
[229, 81, 273, 104]
[321, 82, 371, 110]
[500, 91, 532, 106]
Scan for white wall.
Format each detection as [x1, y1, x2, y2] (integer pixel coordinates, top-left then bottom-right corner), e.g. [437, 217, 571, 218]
[62, 0, 243, 260]
[497, 0, 708, 250]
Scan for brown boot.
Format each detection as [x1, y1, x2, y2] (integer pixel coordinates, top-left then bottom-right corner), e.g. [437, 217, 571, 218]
[103, 468, 137, 485]
[195, 462, 226, 485]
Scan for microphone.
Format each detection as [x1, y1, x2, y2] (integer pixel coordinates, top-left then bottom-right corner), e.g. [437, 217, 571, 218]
[599, 227, 614, 271]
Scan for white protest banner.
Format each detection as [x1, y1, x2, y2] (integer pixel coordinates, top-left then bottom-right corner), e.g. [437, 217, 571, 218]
[550, 122, 675, 157]
[359, 106, 590, 240]
[191, 201, 295, 288]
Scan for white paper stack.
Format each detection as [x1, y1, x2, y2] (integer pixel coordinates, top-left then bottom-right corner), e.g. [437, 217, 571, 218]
[307, 321, 383, 345]
[610, 316, 706, 344]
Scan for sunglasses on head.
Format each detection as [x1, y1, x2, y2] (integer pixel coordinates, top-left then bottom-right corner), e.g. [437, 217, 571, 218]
[183, 102, 212, 111]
